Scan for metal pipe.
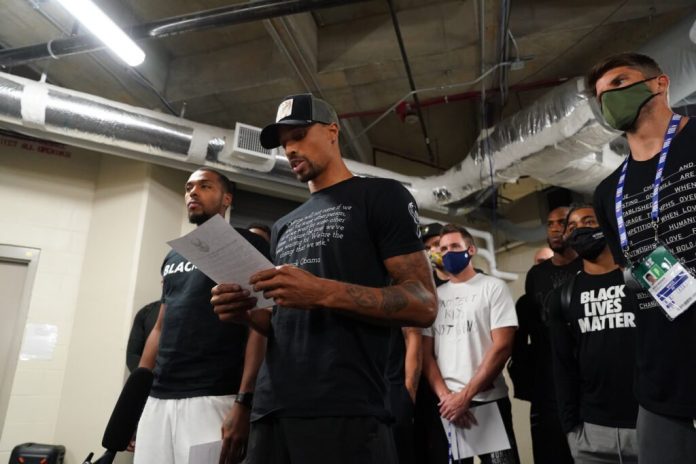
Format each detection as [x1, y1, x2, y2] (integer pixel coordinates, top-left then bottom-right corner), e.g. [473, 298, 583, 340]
[353, 60, 514, 139]
[0, 0, 368, 68]
[338, 77, 568, 119]
[386, 0, 435, 163]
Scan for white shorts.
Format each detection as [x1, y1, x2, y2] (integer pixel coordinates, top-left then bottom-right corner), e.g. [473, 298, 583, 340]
[134, 395, 235, 464]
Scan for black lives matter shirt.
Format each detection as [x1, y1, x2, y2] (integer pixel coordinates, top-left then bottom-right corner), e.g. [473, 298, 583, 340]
[549, 269, 638, 433]
[520, 258, 582, 406]
[152, 228, 270, 399]
[252, 177, 423, 421]
[594, 117, 696, 419]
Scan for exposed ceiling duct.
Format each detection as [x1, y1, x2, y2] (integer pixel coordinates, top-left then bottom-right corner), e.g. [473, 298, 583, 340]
[0, 69, 618, 217]
[408, 77, 623, 215]
[0, 12, 694, 218]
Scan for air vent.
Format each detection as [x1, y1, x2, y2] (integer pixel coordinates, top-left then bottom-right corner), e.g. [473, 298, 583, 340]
[232, 123, 274, 162]
[216, 122, 276, 172]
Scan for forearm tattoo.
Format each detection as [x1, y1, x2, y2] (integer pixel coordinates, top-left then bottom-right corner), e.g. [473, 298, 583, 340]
[402, 281, 432, 304]
[346, 285, 379, 309]
[380, 287, 409, 314]
[346, 255, 434, 316]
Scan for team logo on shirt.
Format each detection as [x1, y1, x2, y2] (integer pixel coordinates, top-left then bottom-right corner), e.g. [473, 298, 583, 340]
[408, 201, 421, 237]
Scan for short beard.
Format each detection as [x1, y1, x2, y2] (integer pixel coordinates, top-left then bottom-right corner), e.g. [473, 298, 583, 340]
[548, 240, 566, 254]
[296, 159, 321, 183]
[189, 211, 214, 226]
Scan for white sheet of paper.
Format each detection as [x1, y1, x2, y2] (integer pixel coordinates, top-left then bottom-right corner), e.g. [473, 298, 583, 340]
[188, 439, 222, 464]
[440, 402, 511, 460]
[168, 215, 274, 308]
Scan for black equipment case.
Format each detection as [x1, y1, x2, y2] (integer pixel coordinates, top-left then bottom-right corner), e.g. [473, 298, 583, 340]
[9, 443, 65, 464]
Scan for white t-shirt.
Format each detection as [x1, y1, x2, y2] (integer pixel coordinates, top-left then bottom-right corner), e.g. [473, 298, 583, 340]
[423, 273, 518, 402]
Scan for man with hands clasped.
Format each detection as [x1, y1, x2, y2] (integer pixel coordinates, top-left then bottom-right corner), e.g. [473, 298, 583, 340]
[211, 94, 437, 464]
[422, 224, 520, 464]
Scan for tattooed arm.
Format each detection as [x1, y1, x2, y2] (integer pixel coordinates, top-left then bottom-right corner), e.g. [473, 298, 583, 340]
[250, 250, 437, 327]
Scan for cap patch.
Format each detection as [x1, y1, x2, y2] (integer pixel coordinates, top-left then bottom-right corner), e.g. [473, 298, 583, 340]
[276, 98, 294, 122]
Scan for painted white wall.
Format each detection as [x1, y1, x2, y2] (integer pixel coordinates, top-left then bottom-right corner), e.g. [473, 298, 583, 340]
[0, 143, 101, 462]
[0, 141, 190, 463]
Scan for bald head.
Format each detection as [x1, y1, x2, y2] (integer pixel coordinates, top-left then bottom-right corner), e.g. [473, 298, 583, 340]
[533, 247, 554, 265]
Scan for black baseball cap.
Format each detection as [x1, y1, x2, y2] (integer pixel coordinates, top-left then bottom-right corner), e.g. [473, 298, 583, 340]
[260, 94, 339, 149]
[421, 223, 443, 242]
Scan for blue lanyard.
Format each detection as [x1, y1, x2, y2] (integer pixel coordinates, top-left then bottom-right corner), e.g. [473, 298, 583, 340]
[615, 114, 682, 254]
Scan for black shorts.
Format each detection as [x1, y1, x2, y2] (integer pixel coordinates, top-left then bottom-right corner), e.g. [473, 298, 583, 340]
[245, 416, 398, 464]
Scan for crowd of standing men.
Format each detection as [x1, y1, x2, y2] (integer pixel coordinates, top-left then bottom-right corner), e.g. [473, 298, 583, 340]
[125, 51, 695, 464]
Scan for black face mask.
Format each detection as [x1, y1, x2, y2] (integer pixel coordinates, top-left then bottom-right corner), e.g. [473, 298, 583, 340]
[567, 227, 607, 260]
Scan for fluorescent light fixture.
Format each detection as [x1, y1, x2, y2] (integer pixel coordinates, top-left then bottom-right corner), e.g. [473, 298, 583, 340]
[56, 0, 145, 66]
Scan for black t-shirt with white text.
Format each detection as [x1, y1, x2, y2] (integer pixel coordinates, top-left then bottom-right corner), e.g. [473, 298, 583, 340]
[152, 227, 270, 399]
[549, 269, 638, 433]
[252, 177, 424, 420]
[594, 117, 696, 419]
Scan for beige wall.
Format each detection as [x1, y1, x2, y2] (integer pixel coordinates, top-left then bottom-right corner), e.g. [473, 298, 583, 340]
[0, 143, 101, 462]
[0, 142, 189, 463]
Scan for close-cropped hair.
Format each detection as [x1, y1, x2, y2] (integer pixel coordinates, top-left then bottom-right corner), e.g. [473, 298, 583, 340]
[440, 223, 475, 246]
[196, 167, 236, 195]
[564, 202, 594, 232]
[586, 52, 663, 97]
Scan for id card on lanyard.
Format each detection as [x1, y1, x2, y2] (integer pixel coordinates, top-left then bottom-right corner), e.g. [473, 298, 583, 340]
[615, 114, 696, 320]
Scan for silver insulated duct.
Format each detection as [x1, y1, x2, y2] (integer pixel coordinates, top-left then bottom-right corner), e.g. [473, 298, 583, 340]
[0, 72, 311, 200]
[2, 13, 695, 216]
[0, 70, 621, 217]
[408, 77, 623, 214]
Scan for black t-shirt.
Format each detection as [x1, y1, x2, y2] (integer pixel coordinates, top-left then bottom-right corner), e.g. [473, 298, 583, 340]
[252, 177, 424, 420]
[152, 227, 270, 399]
[385, 328, 406, 386]
[518, 258, 582, 406]
[549, 269, 638, 433]
[594, 117, 696, 419]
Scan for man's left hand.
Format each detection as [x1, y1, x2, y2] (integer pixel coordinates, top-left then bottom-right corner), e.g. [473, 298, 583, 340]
[219, 403, 250, 464]
[251, 265, 326, 308]
[439, 391, 478, 428]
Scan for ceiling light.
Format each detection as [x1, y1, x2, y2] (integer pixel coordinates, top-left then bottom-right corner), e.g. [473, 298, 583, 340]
[55, 0, 145, 66]
[396, 101, 420, 125]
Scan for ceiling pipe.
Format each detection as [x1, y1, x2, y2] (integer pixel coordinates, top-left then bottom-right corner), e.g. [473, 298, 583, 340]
[0, 0, 369, 68]
[385, 0, 435, 163]
[338, 77, 569, 119]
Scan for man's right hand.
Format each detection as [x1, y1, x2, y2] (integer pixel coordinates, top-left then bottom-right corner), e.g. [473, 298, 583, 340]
[211, 284, 258, 324]
[219, 402, 251, 464]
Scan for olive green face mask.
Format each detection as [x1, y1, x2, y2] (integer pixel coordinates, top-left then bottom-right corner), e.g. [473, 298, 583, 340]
[600, 76, 659, 131]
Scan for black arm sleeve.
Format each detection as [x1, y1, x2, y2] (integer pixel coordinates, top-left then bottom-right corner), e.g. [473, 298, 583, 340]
[548, 288, 582, 433]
